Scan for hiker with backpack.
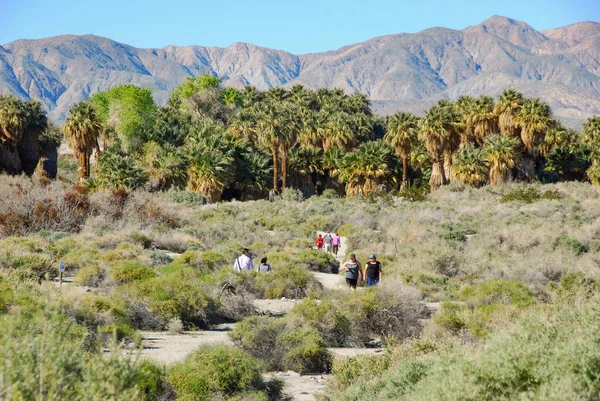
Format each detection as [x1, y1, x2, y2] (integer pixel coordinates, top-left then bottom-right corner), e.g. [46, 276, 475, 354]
[257, 256, 272, 273]
[233, 248, 254, 272]
[363, 253, 383, 286]
[342, 253, 363, 289]
[323, 233, 333, 254]
[315, 234, 324, 251]
[332, 233, 341, 256]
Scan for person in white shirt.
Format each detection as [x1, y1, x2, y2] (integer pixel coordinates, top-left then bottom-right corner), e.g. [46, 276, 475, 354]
[233, 248, 254, 272]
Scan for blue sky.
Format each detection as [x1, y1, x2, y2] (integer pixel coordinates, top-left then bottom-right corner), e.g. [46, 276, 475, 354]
[2, 0, 599, 54]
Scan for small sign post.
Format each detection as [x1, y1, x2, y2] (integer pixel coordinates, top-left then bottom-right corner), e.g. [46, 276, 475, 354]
[59, 261, 65, 286]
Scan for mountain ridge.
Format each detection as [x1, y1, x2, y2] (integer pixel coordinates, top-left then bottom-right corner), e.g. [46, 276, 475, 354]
[1, 16, 600, 127]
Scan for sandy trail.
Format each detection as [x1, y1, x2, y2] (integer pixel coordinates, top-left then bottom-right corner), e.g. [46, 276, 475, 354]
[264, 372, 332, 401]
[136, 323, 235, 365]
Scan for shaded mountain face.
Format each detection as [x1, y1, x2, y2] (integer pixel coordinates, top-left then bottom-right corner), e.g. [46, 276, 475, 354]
[1, 15, 599, 127]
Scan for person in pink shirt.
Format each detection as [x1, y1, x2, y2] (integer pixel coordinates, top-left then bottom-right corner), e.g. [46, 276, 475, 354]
[332, 233, 341, 256]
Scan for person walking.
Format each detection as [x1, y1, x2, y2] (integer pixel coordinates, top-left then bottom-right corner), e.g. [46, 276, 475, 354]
[364, 253, 382, 286]
[342, 253, 363, 289]
[324, 233, 333, 254]
[233, 248, 254, 272]
[315, 234, 324, 251]
[332, 233, 341, 256]
[257, 256, 272, 273]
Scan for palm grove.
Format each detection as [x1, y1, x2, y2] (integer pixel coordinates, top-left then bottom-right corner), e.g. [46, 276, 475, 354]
[2, 76, 600, 200]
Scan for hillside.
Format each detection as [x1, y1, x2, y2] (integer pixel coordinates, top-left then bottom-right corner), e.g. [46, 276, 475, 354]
[1, 15, 600, 126]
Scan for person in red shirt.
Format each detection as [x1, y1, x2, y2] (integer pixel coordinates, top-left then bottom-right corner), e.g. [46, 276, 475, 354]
[315, 234, 324, 251]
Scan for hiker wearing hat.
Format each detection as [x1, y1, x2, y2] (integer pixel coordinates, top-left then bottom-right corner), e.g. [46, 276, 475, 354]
[364, 253, 382, 286]
[342, 253, 363, 289]
[233, 248, 254, 272]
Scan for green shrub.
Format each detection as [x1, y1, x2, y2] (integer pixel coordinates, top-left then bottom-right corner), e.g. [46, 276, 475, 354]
[229, 316, 288, 370]
[433, 303, 466, 333]
[396, 185, 429, 202]
[289, 299, 351, 345]
[337, 224, 357, 237]
[131, 269, 214, 328]
[74, 264, 104, 286]
[230, 316, 331, 373]
[459, 280, 535, 307]
[111, 261, 156, 283]
[0, 306, 142, 400]
[8, 254, 56, 279]
[129, 232, 152, 249]
[553, 234, 588, 255]
[428, 252, 462, 277]
[149, 251, 173, 267]
[501, 185, 563, 203]
[295, 250, 338, 272]
[332, 354, 390, 391]
[280, 326, 332, 374]
[166, 346, 266, 400]
[137, 361, 169, 401]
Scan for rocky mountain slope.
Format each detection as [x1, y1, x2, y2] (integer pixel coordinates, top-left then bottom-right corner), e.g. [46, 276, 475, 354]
[1, 16, 599, 126]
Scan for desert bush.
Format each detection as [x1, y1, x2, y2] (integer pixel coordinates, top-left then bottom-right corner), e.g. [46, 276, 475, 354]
[279, 188, 304, 202]
[332, 353, 390, 391]
[428, 252, 462, 277]
[138, 360, 174, 401]
[149, 251, 174, 267]
[336, 286, 427, 345]
[111, 261, 156, 284]
[230, 316, 331, 373]
[553, 233, 588, 255]
[74, 264, 105, 287]
[396, 185, 429, 202]
[0, 305, 144, 401]
[459, 279, 535, 307]
[0, 178, 91, 237]
[166, 317, 184, 334]
[501, 185, 563, 203]
[295, 249, 338, 272]
[129, 269, 214, 328]
[129, 232, 152, 249]
[166, 346, 266, 400]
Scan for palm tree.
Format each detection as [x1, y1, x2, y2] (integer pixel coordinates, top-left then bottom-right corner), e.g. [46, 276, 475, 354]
[255, 102, 286, 192]
[582, 116, 600, 150]
[339, 141, 398, 196]
[452, 145, 489, 187]
[19, 100, 48, 175]
[141, 141, 186, 190]
[515, 98, 553, 179]
[516, 98, 553, 153]
[484, 134, 520, 186]
[62, 101, 102, 181]
[0, 95, 26, 148]
[96, 148, 147, 191]
[187, 146, 234, 202]
[322, 112, 354, 152]
[494, 89, 523, 137]
[582, 116, 600, 189]
[385, 111, 419, 188]
[234, 149, 273, 200]
[419, 101, 456, 189]
[471, 96, 498, 145]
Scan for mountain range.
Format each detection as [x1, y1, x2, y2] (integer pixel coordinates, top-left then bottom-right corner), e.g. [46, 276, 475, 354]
[1, 15, 600, 127]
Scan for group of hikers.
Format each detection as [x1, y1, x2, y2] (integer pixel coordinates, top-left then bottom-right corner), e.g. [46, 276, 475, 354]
[232, 232, 383, 289]
[314, 233, 340, 255]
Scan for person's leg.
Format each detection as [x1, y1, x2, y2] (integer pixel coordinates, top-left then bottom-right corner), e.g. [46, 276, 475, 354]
[367, 277, 379, 286]
[346, 278, 357, 288]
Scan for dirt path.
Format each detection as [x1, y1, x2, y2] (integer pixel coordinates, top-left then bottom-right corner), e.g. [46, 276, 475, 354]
[314, 231, 348, 291]
[264, 372, 332, 401]
[136, 324, 235, 365]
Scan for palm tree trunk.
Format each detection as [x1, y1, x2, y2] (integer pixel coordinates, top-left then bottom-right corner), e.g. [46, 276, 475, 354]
[429, 158, 446, 190]
[443, 150, 453, 183]
[271, 148, 279, 192]
[402, 156, 409, 189]
[281, 150, 288, 189]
